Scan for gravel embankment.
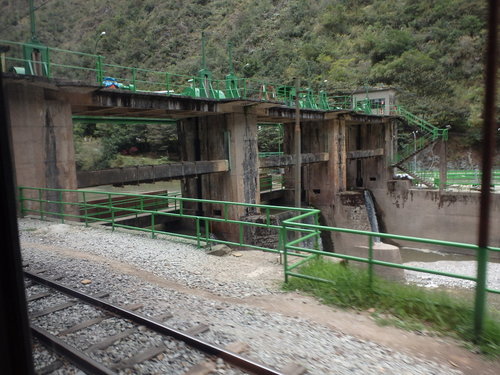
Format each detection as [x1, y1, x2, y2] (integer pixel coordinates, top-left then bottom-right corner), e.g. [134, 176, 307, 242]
[21, 218, 281, 299]
[19, 217, 466, 375]
[404, 260, 500, 290]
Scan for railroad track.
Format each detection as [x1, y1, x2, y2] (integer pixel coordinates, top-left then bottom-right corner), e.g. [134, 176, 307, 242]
[25, 269, 302, 375]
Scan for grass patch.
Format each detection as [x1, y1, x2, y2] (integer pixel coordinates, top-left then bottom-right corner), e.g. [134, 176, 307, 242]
[283, 257, 500, 357]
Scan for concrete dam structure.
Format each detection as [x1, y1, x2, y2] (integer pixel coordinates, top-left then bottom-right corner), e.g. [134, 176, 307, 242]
[3, 73, 499, 255]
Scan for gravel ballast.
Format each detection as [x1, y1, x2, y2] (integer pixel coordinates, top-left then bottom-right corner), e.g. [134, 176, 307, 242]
[19, 217, 484, 374]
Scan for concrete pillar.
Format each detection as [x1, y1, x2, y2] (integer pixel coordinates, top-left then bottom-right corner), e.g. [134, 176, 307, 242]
[295, 117, 347, 250]
[179, 108, 259, 241]
[345, 118, 392, 191]
[302, 118, 343, 208]
[4, 81, 77, 216]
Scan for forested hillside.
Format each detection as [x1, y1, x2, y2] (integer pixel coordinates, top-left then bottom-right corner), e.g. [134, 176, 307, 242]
[1, 0, 496, 165]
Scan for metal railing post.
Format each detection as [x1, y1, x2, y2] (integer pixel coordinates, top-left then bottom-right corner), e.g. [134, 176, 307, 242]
[278, 226, 284, 265]
[151, 213, 155, 239]
[131, 67, 137, 90]
[45, 46, 51, 78]
[205, 219, 210, 246]
[59, 190, 64, 223]
[313, 212, 320, 250]
[475, 247, 489, 340]
[39, 189, 44, 220]
[368, 236, 374, 288]
[196, 217, 201, 248]
[239, 223, 243, 246]
[165, 72, 170, 92]
[283, 223, 289, 282]
[83, 191, 88, 227]
[19, 187, 25, 217]
[109, 194, 114, 231]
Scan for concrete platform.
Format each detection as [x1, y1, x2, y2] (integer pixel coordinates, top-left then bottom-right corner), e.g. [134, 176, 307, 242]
[348, 241, 405, 282]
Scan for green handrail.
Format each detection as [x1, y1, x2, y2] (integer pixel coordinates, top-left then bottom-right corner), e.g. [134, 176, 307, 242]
[282, 213, 499, 343]
[17, 185, 499, 342]
[18, 186, 314, 256]
[0, 39, 358, 111]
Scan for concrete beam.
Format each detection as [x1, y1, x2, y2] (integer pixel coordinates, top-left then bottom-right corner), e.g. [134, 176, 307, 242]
[70, 90, 220, 118]
[344, 113, 391, 125]
[259, 153, 329, 168]
[347, 148, 384, 159]
[266, 107, 326, 122]
[77, 160, 228, 188]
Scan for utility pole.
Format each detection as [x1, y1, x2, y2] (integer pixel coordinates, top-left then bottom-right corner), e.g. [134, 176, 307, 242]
[201, 32, 206, 70]
[227, 42, 234, 75]
[29, 0, 38, 43]
[474, 0, 498, 342]
[294, 78, 301, 208]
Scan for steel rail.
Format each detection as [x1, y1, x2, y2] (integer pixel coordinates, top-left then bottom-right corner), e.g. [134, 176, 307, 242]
[25, 271, 284, 375]
[31, 325, 115, 375]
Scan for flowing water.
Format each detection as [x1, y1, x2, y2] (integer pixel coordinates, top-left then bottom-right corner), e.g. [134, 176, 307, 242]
[363, 189, 381, 242]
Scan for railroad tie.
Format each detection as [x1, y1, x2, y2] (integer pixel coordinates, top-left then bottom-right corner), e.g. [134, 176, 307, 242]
[112, 344, 168, 369]
[58, 296, 139, 337]
[112, 321, 208, 369]
[280, 363, 308, 375]
[84, 311, 172, 354]
[31, 325, 115, 375]
[84, 327, 137, 353]
[27, 291, 51, 302]
[184, 323, 210, 336]
[58, 316, 108, 336]
[30, 300, 78, 319]
[36, 360, 64, 375]
[182, 341, 250, 375]
[31, 291, 110, 321]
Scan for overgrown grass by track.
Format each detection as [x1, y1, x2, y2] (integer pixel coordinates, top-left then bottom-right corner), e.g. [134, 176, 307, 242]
[283, 257, 500, 357]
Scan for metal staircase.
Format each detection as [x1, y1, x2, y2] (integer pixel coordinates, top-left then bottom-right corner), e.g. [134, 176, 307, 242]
[390, 106, 449, 188]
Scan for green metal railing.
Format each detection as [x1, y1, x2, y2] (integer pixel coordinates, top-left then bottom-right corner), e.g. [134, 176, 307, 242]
[0, 39, 368, 112]
[259, 174, 285, 192]
[390, 106, 449, 164]
[384, 104, 450, 187]
[17, 185, 500, 341]
[392, 131, 437, 165]
[282, 211, 500, 341]
[1, 39, 100, 82]
[416, 170, 500, 188]
[18, 186, 313, 255]
[258, 152, 284, 158]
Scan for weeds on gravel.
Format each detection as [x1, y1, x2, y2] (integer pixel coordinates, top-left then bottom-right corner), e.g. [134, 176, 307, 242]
[283, 257, 500, 357]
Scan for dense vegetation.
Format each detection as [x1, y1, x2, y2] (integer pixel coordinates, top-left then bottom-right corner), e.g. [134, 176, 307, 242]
[73, 122, 178, 170]
[1, 0, 497, 167]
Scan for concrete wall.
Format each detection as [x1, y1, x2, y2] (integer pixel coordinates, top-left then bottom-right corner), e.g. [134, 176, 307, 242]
[4, 81, 76, 191]
[4, 80, 77, 216]
[372, 181, 500, 255]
